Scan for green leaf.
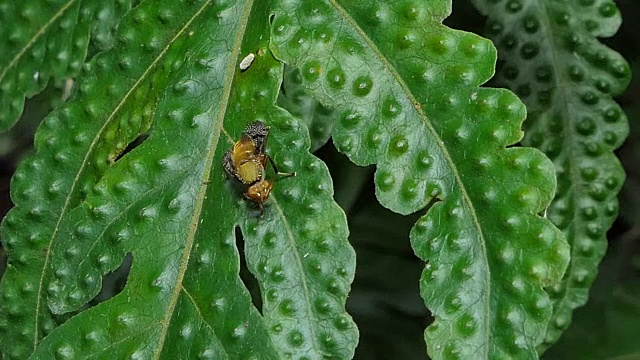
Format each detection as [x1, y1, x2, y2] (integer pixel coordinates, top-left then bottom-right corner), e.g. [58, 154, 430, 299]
[270, 0, 569, 359]
[277, 65, 335, 152]
[542, 238, 640, 360]
[0, 0, 131, 132]
[0, 1, 356, 359]
[471, 0, 631, 351]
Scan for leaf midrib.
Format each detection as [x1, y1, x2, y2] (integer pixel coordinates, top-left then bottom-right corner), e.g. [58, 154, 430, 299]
[534, 0, 590, 316]
[270, 197, 323, 353]
[220, 124, 325, 355]
[327, 0, 491, 355]
[0, 0, 78, 86]
[151, 0, 255, 358]
[33, 0, 215, 350]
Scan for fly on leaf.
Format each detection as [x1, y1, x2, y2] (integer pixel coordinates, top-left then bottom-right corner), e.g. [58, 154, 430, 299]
[223, 121, 295, 216]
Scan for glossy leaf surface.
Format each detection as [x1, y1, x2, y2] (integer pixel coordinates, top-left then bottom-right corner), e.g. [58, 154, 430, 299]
[472, 0, 631, 350]
[0, 0, 131, 132]
[270, 0, 569, 358]
[0, 1, 356, 359]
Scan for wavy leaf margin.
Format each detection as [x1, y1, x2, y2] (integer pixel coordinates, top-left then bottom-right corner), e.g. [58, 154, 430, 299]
[270, 0, 569, 358]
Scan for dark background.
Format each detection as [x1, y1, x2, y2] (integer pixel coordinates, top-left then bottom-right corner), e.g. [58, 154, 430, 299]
[1, 1, 639, 359]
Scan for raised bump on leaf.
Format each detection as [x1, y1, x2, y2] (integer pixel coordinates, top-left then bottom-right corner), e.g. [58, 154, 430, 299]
[227, 48, 358, 359]
[0, 0, 132, 132]
[2, 0, 267, 358]
[277, 65, 335, 152]
[7, 0, 357, 359]
[270, 0, 569, 358]
[471, 0, 630, 351]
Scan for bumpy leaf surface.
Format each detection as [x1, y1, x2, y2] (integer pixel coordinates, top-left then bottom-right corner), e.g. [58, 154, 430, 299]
[544, 264, 640, 360]
[278, 66, 335, 152]
[0, 0, 131, 132]
[270, 0, 569, 358]
[0, 1, 357, 359]
[472, 0, 631, 350]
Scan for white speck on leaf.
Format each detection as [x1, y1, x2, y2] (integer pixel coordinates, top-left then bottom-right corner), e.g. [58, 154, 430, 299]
[240, 53, 255, 71]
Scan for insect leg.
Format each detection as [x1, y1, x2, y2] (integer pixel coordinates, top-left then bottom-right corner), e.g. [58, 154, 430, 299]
[267, 156, 296, 179]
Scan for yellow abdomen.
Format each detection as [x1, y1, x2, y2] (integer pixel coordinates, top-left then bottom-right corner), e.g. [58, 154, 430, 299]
[236, 160, 262, 184]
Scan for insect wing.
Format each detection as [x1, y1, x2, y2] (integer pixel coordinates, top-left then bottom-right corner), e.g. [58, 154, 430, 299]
[222, 150, 236, 179]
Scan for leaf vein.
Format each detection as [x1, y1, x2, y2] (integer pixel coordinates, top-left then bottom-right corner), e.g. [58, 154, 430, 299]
[152, 0, 254, 357]
[181, 287, 229, 358]
[0, 0, 78, 84]
[270, 196, 322, 353]
[34, 0, 220, 349]
[73, 170, 191, 285]
[326, 0, 492, 354]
